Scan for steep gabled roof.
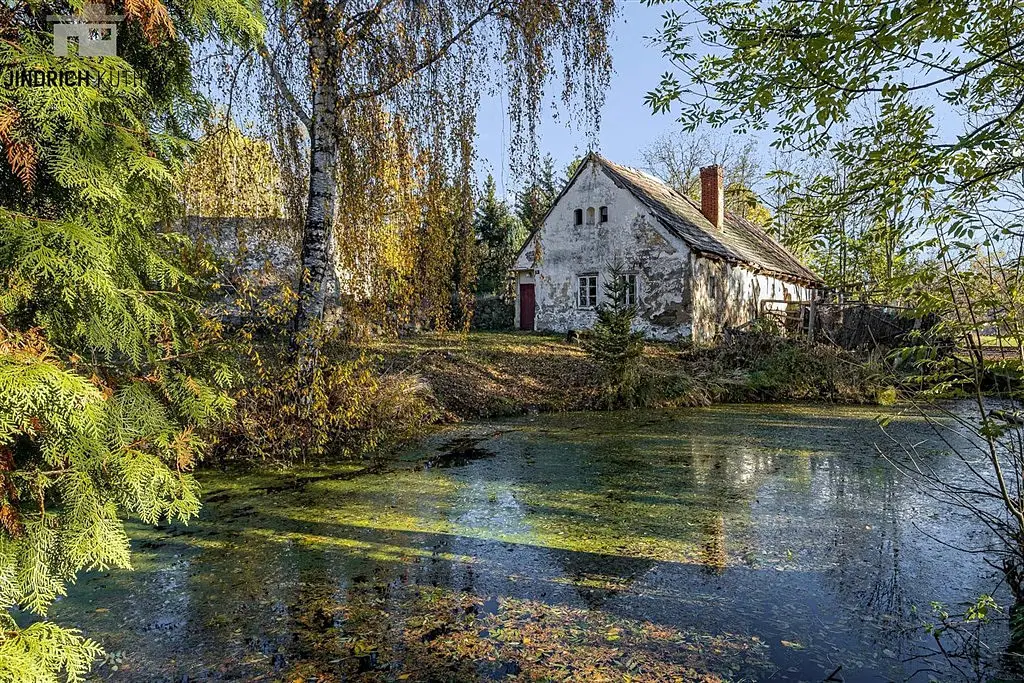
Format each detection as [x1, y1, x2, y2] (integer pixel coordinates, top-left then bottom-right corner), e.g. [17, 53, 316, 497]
[593, 154, 821, 285]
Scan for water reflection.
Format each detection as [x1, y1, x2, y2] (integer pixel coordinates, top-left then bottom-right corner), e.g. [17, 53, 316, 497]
[48, 404, 1007, 681]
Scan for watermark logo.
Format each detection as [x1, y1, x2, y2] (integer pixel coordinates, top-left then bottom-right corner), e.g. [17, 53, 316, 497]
[48, 3, 123, 57]
[1, 3, 136, 89]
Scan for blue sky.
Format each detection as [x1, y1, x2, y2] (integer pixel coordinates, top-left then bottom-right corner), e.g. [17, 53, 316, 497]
[475, 2, 682, 198]
[473, 3, 968, 209]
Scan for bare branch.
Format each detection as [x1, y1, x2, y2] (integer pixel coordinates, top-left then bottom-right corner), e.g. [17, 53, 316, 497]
[341, 0, 505, 107]
[258, 43, 311, 132]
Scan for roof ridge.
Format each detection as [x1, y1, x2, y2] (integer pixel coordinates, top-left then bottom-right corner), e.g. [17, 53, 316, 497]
[593, 155, 821, 285]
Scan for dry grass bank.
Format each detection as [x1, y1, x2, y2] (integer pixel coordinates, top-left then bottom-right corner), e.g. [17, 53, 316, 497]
[368, 330, 883, 421]
[367, 332, 602, 418]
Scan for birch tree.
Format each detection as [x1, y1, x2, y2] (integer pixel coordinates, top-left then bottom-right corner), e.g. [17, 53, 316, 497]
[222, 0, 617, 338]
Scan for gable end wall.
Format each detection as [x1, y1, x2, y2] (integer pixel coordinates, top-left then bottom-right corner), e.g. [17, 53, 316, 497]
[517, 161, 693, 340]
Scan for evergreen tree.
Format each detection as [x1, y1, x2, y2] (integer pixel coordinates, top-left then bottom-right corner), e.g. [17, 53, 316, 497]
[583, 266, 646, 408]
[474, 174, 525, 296]
[564, 156, 585, 183]
[0, 0, 261, 679]
[515, 154, 558, 236]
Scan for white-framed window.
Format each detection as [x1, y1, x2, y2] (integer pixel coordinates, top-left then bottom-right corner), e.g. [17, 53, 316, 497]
[574, 209, 583, 226]
[578, 273, 598, 308]
[586, 207, 596, 225]
[622, 273, 639, 306]
[599, 206, 608, 223]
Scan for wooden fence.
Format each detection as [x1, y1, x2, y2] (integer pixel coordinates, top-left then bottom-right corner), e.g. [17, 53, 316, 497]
[758, 298, 922, 348]
[756, 292, 1020, 360]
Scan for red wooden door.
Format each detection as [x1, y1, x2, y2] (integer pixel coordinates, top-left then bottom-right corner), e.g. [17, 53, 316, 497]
[519, 283, 535, 331]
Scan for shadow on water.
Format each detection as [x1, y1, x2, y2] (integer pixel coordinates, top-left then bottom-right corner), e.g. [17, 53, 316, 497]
[252, 461, 392, 494]
[420, 436, 497, 469]
[45, 404, 1012, 681]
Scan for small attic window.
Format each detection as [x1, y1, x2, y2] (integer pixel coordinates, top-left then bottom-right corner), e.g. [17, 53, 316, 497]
[574, 209, 583, 226]
[586, 207, 595, 225]
[599, 206, 608, 223]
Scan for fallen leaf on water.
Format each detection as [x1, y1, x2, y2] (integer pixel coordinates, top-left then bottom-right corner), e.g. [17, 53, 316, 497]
[781, 640, 805, 650]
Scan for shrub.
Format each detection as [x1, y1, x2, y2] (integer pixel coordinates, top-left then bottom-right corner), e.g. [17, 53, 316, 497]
[471, 295, 514, 331]
[583, 267, 649, 408]
[215, 330, 438, 465]
[685, 329, 883, 403]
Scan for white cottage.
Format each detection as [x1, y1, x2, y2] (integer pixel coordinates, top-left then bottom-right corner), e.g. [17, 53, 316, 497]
[511, 153, 822, 343]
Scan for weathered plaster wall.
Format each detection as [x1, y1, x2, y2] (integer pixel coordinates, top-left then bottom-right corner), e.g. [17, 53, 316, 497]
[181, 216, 371, 315]
[181, 216, 302, 284]
[514, 160, 693, 340]
[691, 254, 812, 344]
[175, 216, 304, 323]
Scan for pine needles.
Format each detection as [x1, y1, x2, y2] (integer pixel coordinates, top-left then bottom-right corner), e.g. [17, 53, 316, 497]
[583, 265, 649, 409]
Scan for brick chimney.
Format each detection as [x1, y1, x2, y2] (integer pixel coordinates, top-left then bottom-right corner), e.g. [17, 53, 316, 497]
[700, 165, 724, 229]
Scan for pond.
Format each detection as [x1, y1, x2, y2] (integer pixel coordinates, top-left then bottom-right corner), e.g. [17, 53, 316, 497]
[48, 404, 1011, 681]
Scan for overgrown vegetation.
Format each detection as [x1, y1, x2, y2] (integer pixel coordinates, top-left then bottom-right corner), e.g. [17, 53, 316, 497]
[681, 327, 886, 405]
[214, 332, 437, 465]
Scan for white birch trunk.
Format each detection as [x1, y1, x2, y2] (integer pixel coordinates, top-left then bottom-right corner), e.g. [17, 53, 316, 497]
[294, 20, 339, 336]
